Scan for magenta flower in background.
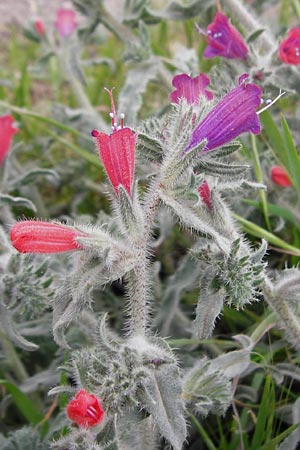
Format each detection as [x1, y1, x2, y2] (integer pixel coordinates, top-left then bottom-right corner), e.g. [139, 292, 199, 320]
[0, 115, 19, 166]
[279, 28, 300, 65]
[10, 221, 87, 253]
[54, 8, 78, 39]
[169, 73, 213, 105]
[92, 89, 136, 197]
[66, 389, 105, 428]
[185, 74, 262, 153]
[34, 19, 45, 36]
[201, 12, 249, 60]
[270, 166, 292, 187]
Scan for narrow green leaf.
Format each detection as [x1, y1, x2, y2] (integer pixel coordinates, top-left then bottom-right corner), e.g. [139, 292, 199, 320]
[260, 110, 288, 167]
[247, 28, 266, 43]
[46, 130, 102, 167]
[0, 380, 43, 424]
[0, 100, 90, 141]
[281, 115, 300, 196]
[251, 375, 274, 449]
[190, 414, 218, 450]
[233, 213, 300, 256]
[242, 199, 300, 229]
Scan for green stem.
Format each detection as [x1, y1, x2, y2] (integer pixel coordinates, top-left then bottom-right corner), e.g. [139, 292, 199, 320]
[251, 134, 271, 231]
[190, 414, 218, 450]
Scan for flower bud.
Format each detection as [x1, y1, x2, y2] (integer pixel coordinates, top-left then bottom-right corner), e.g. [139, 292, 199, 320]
[10, 220, 86, 254]
[270, 166, 292, 187]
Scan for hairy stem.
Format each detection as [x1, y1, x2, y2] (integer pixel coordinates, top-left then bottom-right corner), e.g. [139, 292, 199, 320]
[223, 0, 276, 54]
[127, 183, 161, 337]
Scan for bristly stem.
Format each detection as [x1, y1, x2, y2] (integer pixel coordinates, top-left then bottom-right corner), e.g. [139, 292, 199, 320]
[126, 181, 161, 337]
[223, 0, 276, 54]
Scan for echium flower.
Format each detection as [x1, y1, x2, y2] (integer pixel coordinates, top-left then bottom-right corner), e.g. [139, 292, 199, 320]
[185, 74, 262, 153]
[0, 115, 19, 166]
[169, 73, 213, 105]
[198, 12, 249, 60]
[10, 220, 87, 253]
[66, 389, 105, 428]
[54, 8, 78, 39]
[92, 89, 137, 197]
[279, 28, 300, 65]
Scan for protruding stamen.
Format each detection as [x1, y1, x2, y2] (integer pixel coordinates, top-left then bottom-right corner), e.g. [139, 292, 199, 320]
[87, 406, 99, 419]
[258, 90, 286, 115]
[119, 113, 125, 129]
[104, 87, 118, 131]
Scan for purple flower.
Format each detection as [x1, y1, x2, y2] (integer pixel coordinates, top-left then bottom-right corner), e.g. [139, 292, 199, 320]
[185, 74, 262, 153]
[169, 73, 213, 105]
[201, 12, 249, 60]
[54, 8, 78, 39]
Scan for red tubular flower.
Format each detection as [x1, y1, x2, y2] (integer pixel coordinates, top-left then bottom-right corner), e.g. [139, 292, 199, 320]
[198, 180, 213, 209]
[270, 166, 292, 187]
[54, 8, 78, 39]
[185, 74, 262, 153]
[200, 12, 249, 60]
[92, 89, 136, 197]
[10, 221, 86, 254]
[66, 389, 105, 428]
[169, 73, 213, 105]
[0, 115, 19, 166]
[279, 28, 300, 65]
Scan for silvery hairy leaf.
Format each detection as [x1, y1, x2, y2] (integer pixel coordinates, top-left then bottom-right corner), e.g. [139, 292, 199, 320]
[183, 357, 232, 416]
[118, 57, 159, 125]
[115, 411, 159, 450]
[52, 251, 136, 347]
[194, 277, 225, 339]
[159, 190, 231, 254]
[0, 194, 37, 212]
[140, 363, 186, 450]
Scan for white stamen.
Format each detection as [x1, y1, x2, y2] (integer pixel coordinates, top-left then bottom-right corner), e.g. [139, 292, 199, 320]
[87, 406, 98, 419]
[258, 90, 286, 115]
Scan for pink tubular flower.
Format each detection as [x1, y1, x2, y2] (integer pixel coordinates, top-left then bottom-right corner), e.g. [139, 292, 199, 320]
[34, 19, 45, 36]
[169, 73, 213, 105]
[66, 389, 105, 428]
[92, 89, 136, 197]
[198, 180, 213, 209]
[270, 166, 292, 187]
[54, 8, 78, 39]
[201, 12, 249, 60]
[10, 221, 87, 254]
[0, 115, 19, 166]
[279, 28, 300, 65]
[185, 74, 262, 153]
